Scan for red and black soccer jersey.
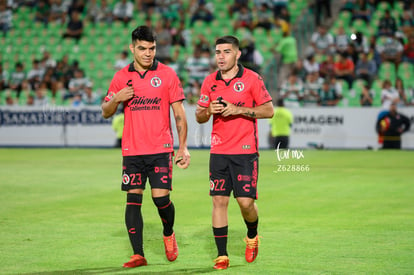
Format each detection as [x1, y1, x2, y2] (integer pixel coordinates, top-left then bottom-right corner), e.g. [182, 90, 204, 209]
[105, 61, 184, 156]
[197, 64, 272, 154]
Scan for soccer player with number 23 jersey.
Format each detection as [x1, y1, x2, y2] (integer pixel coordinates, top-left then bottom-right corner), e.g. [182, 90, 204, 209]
[102, 26, 190, 268]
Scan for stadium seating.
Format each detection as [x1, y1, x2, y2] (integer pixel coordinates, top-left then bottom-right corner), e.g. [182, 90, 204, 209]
[328, 1, 414, 106]
[2, 1, 375, 107]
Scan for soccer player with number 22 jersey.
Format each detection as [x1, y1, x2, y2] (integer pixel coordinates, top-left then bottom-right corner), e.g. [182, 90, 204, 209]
[196, 35, 274, 269]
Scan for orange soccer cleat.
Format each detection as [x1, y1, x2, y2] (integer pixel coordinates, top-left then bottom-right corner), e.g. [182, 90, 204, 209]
[163, 232, 179, 261]
[244, 235, 261, 263]
[123, 254, 147, 268]
[213, 255, 230, 270]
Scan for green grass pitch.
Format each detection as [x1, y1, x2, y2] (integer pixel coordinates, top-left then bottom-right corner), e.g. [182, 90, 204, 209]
[0, 148, 413, 274]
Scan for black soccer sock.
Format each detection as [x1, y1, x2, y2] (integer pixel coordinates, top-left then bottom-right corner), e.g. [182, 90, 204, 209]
[213, 226, 228, 256]
[152, 194, 175, 236]
[245, 218, 259, 239]
[125, 193, 144, 256]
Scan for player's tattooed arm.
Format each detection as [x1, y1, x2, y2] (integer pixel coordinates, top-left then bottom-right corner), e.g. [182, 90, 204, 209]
[171, 101, 188, 148]
[176, 116, 182, 135]
[176, 115, 186, 136]
[238, 101, 274, 119]
[243, 111, 256, 118]
[220, 99, 273, 119]
[171, 101, 191, 169]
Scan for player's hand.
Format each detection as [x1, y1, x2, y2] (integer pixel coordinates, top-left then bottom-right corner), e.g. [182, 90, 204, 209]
[175, 148, 191, 169]
[208, 100, 225, 115]
[114, 86, 134, 103]
[220, 100, 239, 117]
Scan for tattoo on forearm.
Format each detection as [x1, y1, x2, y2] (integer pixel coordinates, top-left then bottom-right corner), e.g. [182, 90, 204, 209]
[176, 115, 182, 122]
[177, 126, 182, 134]
[244, 111, 256, 118]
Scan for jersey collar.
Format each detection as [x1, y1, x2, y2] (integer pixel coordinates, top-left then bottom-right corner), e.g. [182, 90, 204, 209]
[215, 64, 244, 81]
[128, 60, 159, 72]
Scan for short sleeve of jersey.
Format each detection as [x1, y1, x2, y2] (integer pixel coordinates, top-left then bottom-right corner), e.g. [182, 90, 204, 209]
[251, 73, 272, 106]
[168, 69, 185, 103]
[104, 71, 123, 102]
[197, 74, 213, 108]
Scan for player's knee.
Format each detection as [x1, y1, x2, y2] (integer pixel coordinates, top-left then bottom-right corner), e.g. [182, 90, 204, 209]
[152, 194, 170, 208]
[127, 193, 143, 204]
[212, 196, 229, 209]
[237, 198, 255, 211]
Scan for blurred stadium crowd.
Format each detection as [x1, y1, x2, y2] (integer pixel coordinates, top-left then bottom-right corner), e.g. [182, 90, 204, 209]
[0, 0, 413, 108]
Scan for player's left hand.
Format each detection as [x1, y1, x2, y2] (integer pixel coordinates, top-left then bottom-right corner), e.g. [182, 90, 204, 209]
[220, 100, 240, 117]
[175, 147, 191, 169]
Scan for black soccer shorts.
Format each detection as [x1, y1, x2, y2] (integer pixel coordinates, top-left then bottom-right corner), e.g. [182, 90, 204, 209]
[209, 153, 259, 199]
[121, 153, 172, 191]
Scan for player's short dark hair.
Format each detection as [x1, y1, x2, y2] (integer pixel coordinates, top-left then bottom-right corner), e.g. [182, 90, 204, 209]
[131, 25, 157, 43]
[216, 35, 239, 49]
